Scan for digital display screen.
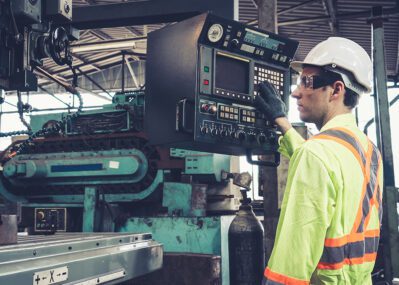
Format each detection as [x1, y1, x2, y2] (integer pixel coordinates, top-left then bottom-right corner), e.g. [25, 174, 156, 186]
[215, 53, 250, 95]
[243, 28, 285, 52]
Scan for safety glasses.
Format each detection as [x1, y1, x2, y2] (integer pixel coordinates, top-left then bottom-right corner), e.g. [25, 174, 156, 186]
[297, 74, 340, 90]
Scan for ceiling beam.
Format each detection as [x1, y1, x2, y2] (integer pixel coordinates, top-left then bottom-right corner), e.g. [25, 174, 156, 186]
[34, 66, 77, 94]
[35, 66, 68, 83]
[321, 0, 339, 35]
[90, 30, 112, 40]
[126, 26, 142, 36]
[278, 0, 320, 16]
[53, 52, 121, 75]
[247, 0, 320, 25]
[71, 53, 102, 72]
[38, 86, 72, 108]
[249, 6, 399, 27]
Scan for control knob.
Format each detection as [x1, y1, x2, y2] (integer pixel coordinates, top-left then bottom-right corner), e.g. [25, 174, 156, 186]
[220, 129, 228, 137]
[267, 131, 277, 143]
[37, 211, 45, 221]
[200, 126, 209, 135]
[208, 105, 217, 115]
[257, 133, 267, 144]
[231, 38, 240, 48]
[235, 130, 246, 141]
[210, 128, 219, 136]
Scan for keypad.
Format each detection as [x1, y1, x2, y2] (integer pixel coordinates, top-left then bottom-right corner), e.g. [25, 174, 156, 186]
[254, 64, 285, 97]
[219, 105, 239, 122]
[240, 109, 256, 123]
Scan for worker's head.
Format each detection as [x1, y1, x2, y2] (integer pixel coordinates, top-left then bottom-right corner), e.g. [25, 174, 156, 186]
[289, 37, 372, 128]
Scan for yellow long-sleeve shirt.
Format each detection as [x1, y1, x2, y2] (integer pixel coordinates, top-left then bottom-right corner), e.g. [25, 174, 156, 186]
[264, 113, 383, 285]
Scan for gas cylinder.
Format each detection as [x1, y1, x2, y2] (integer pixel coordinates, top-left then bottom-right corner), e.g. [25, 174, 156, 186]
[228, 192, 265, 285]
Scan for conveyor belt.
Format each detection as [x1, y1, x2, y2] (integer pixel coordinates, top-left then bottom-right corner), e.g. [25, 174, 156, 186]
[0, 232, 163, 285]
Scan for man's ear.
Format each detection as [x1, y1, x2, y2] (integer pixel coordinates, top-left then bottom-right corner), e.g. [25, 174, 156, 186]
[330, 81, 345, 101]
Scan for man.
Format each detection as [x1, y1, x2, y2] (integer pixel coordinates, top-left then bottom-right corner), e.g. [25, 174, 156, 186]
[256, 37, 383, 284]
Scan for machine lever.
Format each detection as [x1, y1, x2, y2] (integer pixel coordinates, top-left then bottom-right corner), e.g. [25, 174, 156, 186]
[176, 99, 194, 133]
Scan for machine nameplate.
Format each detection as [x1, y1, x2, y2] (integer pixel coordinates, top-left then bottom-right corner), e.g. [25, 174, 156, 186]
[66, 269, 125, 285]
[32, 266, 68, 285]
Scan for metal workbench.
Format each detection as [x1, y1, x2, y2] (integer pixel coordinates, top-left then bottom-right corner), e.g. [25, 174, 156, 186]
[0, 233, 163, 285]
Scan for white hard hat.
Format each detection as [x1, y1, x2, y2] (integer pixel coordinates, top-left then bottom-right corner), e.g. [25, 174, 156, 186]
[291, 37, 372, 94]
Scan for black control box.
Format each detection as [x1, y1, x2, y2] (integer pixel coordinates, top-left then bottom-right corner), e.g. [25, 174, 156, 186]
[145, 13, 298, 155]
[34, 208, 67, 233]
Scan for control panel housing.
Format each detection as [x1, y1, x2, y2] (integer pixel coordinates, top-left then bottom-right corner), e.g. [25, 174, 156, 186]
[145, 13, 298, 155]
[34, 208, 67, 233]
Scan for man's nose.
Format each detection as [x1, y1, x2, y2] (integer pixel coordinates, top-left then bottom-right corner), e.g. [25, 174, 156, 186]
[291, 86, 301, 99]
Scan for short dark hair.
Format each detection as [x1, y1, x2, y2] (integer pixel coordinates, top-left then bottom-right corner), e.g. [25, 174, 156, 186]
[323, 71, 360, 109]
[343, 88, 360, 109]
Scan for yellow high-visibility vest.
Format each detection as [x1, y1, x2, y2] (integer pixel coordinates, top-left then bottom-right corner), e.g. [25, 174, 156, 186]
[263, 113, 383, 285]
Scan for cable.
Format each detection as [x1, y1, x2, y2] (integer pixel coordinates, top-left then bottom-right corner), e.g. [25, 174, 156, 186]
[4, 64, 84, 161]
[8, 0, 20, 38]
[0, 130, 31, 138]
[0, 94, 33, 137]
[17, 91, 32, 132]
[9, 90, 83, 158]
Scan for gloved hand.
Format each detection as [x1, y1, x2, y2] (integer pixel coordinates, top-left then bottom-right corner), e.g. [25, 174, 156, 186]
[255, 81, 287, 120]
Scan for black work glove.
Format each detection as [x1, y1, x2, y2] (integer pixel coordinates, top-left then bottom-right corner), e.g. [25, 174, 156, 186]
[255, 81, 287, 120]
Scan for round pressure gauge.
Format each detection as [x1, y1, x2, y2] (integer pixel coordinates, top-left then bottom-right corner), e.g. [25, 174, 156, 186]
[207, 24, 224, 43]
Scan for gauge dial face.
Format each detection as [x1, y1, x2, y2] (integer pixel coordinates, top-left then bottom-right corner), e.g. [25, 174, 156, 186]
[207, 24, 224, 43]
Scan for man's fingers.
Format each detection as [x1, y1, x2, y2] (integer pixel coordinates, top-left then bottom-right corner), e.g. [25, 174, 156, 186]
[258, 81, 279, 100]
[254, 95, 272, 117]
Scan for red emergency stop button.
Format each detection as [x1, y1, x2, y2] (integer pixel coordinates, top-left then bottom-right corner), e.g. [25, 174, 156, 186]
[203, 79, 209, 85]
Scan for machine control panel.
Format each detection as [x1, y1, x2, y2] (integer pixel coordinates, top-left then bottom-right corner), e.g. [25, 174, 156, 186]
[145, 13, 298, 155]
[198, 99, 277, 147]
[34, 208, 67, 233]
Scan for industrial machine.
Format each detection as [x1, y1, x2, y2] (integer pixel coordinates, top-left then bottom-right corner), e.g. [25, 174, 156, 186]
[0, 89, 244, 284]
[0, 0, 164, 283]
[145, 13, 298, 161]
[0, 8, 299, 285]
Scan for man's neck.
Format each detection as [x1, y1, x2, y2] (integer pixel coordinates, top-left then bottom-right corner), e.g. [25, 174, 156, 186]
[318, 108, 352, 130]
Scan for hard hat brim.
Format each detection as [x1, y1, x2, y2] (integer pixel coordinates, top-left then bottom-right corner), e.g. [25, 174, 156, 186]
[290, 61, 325, 73]
[290, 61, 304, 73]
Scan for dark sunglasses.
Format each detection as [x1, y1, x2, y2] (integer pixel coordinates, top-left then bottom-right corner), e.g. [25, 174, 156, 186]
[297, 73, 341, 90]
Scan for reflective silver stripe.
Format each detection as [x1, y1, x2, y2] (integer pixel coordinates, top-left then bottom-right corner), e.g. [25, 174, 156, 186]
[263, 277, 285, 285]
[321, 129, 366, 166]
[319, 236, 379, 264]
[357, 146, 381, 233]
